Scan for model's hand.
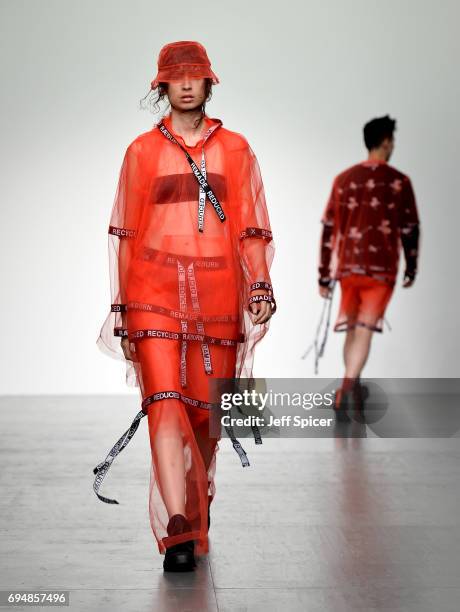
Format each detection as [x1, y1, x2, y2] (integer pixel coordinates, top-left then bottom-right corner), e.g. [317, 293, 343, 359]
[249, 290, 273, 324]
[121, 337, 138, 362]
[319, 285, 332, 299]
[403, 276, 415, 288]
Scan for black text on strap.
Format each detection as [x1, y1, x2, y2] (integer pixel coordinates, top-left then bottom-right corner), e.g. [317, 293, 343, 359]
[158, 122, 226, 223]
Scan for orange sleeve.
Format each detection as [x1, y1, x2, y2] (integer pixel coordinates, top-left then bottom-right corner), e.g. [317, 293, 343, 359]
[235, 140, 276, 310]
[97, 141, 147, 369]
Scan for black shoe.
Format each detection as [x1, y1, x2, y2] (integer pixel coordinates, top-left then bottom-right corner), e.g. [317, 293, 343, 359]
[333, 388, 352, 423]
[352, 381, 366, 411]
[207, 495, 212, 530]
[358, 383, 369, 401]
[163, 514, 196, 572]
[163, 541, 196, 572]
[351, 381, 370, 423]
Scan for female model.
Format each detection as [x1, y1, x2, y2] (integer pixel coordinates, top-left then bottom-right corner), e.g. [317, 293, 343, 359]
[95, 41, 276, 572]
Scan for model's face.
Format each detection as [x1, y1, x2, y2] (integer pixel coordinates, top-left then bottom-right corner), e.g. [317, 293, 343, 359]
[166, 76, 207, 111]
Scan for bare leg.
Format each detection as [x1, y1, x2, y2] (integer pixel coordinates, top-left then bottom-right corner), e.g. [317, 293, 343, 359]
[335, 326, 373, 414]
[343, 325, 373, 380]
[343, 328, 356, 372]
[150, 404, 186, 518]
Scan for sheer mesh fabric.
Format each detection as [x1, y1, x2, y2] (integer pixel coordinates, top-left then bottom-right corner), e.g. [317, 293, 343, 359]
[150, 41, 219, 89]
[96, 113, 275, 555]
[335, 274, 394, 332]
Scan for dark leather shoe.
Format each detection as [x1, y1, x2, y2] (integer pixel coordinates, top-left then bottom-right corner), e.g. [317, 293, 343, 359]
[333, 388, 352, 423]
[163, 514, 196, 572]
[352, 381, 367, 411]
[351, 381, 370, 423]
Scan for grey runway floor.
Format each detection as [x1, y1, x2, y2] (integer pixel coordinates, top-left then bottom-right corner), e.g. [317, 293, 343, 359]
[1, 395, 460, 612]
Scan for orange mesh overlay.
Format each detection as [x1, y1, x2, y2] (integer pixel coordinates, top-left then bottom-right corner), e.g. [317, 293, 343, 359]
[96, 112, 275, 555]
[151, 41, 220, 90]
[335, 274, 394, 332]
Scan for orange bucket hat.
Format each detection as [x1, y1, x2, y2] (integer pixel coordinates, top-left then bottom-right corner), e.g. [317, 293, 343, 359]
[150, 41, 220, 90]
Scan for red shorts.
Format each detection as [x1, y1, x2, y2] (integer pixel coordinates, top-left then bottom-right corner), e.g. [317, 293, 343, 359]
[334, 274, 394, 333]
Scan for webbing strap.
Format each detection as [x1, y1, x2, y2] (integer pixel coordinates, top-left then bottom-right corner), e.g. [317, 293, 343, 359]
[301, 280, 336, 374]
[158, 122, 226, 226]
[92, 409, 146, 504]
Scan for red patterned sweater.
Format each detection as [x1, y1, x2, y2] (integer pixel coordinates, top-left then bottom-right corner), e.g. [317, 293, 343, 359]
[318, 159, 420, 287]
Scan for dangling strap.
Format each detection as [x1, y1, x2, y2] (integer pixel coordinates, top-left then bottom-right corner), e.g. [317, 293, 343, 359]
[223, 392, 262, 463]
[187, 261, 213, 374]
[198, 148, 207, 232]
[141, 390, 253, 468]
[92, 409, 146, 504]
[301, 280, 336, 374]
[231, 392, 263, 446]
[223, 420, 250, 467]
[251, 423, 262, 444]
[177, 260, 188, 388]
[158, 122, 226, 224]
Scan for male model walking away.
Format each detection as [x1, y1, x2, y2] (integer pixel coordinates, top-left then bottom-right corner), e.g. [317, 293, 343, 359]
[318, 115, 420, 419]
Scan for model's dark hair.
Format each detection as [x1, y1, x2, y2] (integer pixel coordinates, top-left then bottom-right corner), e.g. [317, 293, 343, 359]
[363, 115, 397, 151]
[139, 78, 213, 126]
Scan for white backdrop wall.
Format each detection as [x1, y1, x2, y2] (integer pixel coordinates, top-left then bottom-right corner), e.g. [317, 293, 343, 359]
[0, 0, 458, 394]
